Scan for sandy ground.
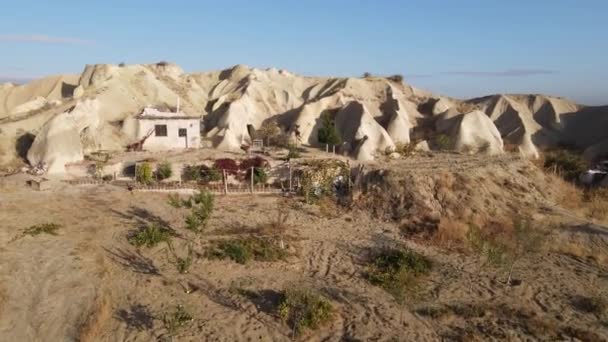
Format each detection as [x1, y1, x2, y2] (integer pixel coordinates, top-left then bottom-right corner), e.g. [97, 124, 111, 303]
[1, 154, 607, 341]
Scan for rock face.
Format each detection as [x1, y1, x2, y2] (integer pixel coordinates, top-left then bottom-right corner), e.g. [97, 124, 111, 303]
[27, 99, 101, 174]
[1, 62, 607, 173]
[436, 110, 504, 154]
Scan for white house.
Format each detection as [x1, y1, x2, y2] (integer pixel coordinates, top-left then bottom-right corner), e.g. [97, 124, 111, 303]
[135, 106, 201, 151]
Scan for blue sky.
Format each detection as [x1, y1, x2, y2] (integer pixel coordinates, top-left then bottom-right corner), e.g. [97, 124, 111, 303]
[1, 0, 606, 105]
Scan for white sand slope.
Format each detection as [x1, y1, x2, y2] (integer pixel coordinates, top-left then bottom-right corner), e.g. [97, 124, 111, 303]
[0, 62, 607, 173]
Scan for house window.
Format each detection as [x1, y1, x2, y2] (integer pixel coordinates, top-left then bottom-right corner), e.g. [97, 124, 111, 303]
[178, 128, 187, 137]
[155, 125, 167, 137]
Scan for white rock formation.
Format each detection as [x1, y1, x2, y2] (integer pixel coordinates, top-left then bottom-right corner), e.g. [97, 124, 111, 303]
[27, 99, 101, 173]
[0, 62, 606, 172]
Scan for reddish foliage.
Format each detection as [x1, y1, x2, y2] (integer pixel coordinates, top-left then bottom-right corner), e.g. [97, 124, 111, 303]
[213, 158, 240, 175]
[240, 157, 269, 170]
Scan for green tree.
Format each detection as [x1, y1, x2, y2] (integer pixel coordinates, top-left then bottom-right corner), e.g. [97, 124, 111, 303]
[317, 112, 341, 146]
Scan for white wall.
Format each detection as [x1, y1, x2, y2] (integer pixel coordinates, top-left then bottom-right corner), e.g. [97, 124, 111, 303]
[137, 118, 201, 150]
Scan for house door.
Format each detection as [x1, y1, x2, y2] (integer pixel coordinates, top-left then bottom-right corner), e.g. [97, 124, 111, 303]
[178, 128, 188, 148]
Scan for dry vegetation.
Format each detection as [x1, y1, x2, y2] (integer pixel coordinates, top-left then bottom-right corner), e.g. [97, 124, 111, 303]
[0, 152, 607, 341]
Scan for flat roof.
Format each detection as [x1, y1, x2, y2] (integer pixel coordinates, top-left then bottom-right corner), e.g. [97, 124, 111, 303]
[136, 115, 200, 120]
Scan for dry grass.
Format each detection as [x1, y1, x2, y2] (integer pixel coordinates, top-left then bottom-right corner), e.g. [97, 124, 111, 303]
[583, 188, 608, 222]
[316, 196, 340, 219]
[430, 220, 469, 250]
[542, 172, 583, 210]
[78, 292, 112, 342]
[553, 240, 608, 265]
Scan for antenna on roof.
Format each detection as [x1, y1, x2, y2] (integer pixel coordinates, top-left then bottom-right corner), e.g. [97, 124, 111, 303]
[176, 97, 181, 113]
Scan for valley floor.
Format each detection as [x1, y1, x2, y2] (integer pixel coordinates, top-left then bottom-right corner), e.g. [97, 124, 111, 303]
[0, 156, 607, 341]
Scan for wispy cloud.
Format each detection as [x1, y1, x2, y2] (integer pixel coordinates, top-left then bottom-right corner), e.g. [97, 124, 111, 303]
[441, 69, 556, 77]
[0, 34, 94, 45]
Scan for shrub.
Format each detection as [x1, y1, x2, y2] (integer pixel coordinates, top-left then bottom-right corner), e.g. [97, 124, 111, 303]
[202, 166, 222, 183]
[156, 161, 173, 181]
[317, 112, 341, 146]
[387, 74, 404, 83]
[433, 134, 451, 150]
[128, 224, 170, 248]
[118, 62, 126, 67]
[363, 72, 372, 78]
[206, 237, 288, 264]
[182, 165, 221, 183]
[136, 162, 153, 184]
[278, 286, 334, 337]
[23, 223, 61, 236]
[157, 61, 169, 67]
[394, 142, 416, 157]
[366, 247, 432, 289]
[167, 242, 194, 274]
[169, 190, 215, 233]
[544, 150, 587, 182]
[213, 158, 239, 175]
[181, 165, 201, 182]
[162, 305, 193, 335]
[287, 144, 301, 159]
[240, 156, 268, 170]
[245, 167, 267, 185]
[466, 216, 545, 285]
[256, 121, 290, 147]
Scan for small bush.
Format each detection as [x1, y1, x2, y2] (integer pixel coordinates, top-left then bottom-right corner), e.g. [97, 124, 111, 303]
[129, 224, 170, 248]
[245, 167, 268, 185]
[182, 165, 221, 183]
[181, 165, 201, 182]
[544, 149, 587, 182]
[207, 237, 288, 264]
[366, 247, 431, 318]
[257, 121, 290, 147]
[317, 112, 341, 146]
[394, 142, 416, 157]
[366, 247, 432, 289]
[240, 156, 269, 170]
[156, 161, 173, 181]
[278, 286, 334, 337]
[157, 61, 169, 67]
[23, 223, 61, 236]
[363, 72, 372, 78]
[213, 158, 239, 175]
[202, 166, 222, 183]
[136, 162, 153, 184]
[167, 242, 194, 274]
[433, 134, 451, 150]
[168, 190, 214, 233]
[118, 62, 126, 67]
[387, 74, 404, 83]
[466, 216, 545, 285]
[162, 305, 193, 335]
[287, 144, 301, 159]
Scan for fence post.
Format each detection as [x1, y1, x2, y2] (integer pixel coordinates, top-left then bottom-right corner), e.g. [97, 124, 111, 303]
[250, 167, 254, 194]
[333, 145, 336, 154]
[223, 169, 228, 195]
[288, 161, 292, 194]
[326, 144, 329, 153]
